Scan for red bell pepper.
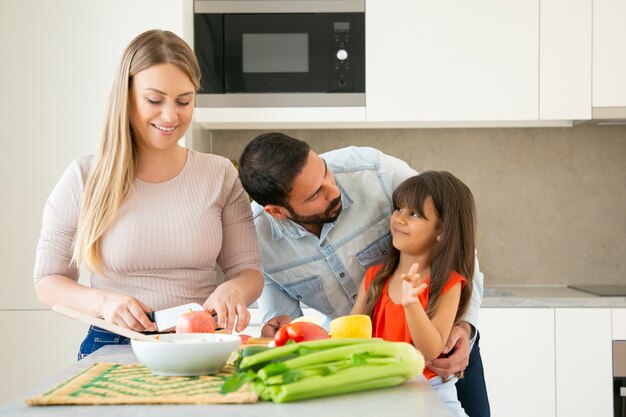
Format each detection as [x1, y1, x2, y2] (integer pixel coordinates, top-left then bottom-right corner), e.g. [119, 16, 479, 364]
[273, 322, 330, 346]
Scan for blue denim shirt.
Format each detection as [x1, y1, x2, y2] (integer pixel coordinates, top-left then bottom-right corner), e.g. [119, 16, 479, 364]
[252, 146, 483, 331]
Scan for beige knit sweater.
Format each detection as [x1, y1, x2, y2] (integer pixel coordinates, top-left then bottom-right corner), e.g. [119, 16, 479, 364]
[34, 150, 261, 311]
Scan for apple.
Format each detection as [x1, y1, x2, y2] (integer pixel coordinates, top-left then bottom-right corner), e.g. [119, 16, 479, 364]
[175, 310, 216, 333]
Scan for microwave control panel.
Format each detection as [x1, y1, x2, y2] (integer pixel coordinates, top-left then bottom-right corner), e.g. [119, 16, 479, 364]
[329, 17, 360, 91]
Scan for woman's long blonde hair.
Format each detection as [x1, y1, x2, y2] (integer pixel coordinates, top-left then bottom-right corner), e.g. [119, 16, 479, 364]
[73, 30, 200, 274]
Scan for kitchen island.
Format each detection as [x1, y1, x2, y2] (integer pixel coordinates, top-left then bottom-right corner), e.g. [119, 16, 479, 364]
[0, 345, 454, 417]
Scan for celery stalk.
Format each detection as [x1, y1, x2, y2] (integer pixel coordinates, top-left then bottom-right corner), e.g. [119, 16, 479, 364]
[281, 341, 418, 370]
[272, 360, 421, 403]
[273, 376, 406, 403]
[239, 338, 382, 369]
[225, 340, 425, 402]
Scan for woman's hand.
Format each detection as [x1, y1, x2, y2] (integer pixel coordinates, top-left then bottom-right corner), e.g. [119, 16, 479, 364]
[35, 274, 156, 331]
[203, 284, 250, 334]
[202, 269, 262, 334]
[101, 293, 156, 332]
[401, 262, 428, 307]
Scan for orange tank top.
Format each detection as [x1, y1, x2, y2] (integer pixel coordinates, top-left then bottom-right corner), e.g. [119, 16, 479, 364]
[363, 264, 466, 380]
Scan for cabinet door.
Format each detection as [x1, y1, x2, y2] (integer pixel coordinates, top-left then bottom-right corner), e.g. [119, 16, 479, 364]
[555, 309, 612, 417]
[366, 0, 538, 122]
[480, 308, 555, 417]
[613, 308, 626, 340]
[0, 311, 88, 404]
[593, 0, 626, 107]
[540, 0, 592, 120]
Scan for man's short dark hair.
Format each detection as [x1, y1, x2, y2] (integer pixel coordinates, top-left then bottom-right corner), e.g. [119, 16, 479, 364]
[238, 132, 311, 207]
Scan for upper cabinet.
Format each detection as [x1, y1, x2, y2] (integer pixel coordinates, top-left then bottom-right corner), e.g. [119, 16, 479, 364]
[366, 1, 539, 123]
[539, 0, 592, 120]
[192, 0, 619, 128]
[593, 0, 626, 115]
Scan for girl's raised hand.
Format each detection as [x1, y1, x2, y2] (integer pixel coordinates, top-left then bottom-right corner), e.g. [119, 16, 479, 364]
[401, 262, 428, 307]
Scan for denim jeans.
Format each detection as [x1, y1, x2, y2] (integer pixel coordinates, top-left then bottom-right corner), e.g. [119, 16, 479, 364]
[456, 331, 491, 417]
[77, 325, 130, 360]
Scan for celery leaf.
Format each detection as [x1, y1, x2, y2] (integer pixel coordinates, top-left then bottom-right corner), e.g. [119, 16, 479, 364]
[347, 352, 372, 366]
[262, 362, 290, 377]
[281, 370, 302, 384]
[220, 370, 254, 394]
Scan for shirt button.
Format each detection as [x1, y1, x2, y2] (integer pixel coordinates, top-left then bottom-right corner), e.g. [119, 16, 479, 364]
[339, 272, 345, 278]
[320, 242, 325, 247]
[352, 294, 357, 300]
[382, 250, 387, 255]
[296, 295, 302, 300]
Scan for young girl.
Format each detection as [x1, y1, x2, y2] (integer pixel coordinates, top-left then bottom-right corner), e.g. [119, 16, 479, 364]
[351, 171, 475, 417]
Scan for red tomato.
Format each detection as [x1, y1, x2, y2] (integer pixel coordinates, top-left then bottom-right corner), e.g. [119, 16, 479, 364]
[285, 322, 330, 343]
[274, 325, 290, 346]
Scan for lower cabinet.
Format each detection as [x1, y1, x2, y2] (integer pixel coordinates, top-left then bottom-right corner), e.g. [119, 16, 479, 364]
[0, 310, 88, 404]
[480, 308, 556, 417]
[480, 308, 615, 417]
[555, 308, 612, 417]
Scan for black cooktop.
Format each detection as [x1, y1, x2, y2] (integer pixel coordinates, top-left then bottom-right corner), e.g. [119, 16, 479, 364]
[568, 284, 626, 296]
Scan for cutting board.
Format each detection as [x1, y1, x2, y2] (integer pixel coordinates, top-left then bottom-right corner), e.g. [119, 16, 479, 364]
[26, 363, 257, 406]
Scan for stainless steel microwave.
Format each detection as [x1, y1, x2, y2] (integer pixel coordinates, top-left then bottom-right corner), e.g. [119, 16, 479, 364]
[193, 1, 365, 107]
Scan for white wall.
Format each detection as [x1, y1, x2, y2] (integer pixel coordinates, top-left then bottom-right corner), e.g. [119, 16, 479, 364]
[0, 0, 187, 403]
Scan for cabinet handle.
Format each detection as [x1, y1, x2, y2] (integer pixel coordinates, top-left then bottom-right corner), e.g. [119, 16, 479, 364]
[621, 387, 626, 397]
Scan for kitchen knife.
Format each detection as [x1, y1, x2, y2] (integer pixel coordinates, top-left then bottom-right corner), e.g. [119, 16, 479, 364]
[146, 303, 206, 332]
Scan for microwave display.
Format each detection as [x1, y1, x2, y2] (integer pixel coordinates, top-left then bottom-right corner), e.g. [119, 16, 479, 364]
[242, 33, 309, 73]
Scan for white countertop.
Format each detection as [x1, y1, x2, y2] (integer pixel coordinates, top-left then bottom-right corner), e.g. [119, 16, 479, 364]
[0, 345, 454, 417]
[482, 285, 626, 308]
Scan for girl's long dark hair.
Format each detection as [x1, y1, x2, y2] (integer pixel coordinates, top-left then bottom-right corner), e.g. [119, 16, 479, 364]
[363, 171, 476, 322]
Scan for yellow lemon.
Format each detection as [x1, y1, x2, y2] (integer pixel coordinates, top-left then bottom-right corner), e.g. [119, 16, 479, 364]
[329, 315, 372, 339]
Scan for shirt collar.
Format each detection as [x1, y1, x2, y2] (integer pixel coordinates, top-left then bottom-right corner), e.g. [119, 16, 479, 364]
[268, 177, 354, 241]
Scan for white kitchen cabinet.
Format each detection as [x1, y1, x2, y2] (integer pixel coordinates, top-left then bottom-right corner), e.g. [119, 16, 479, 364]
[593, 0, 626, 110]
[193, 106, 366, 130]
[0, 311, 88, 404]
[555, 309, 613, 417]
[191, 0, 601, 128]
[539, 0, 592, 120]
[366, 1, 539, 123]
[613, 308, 626, 340]
[480, 308, 556, 417]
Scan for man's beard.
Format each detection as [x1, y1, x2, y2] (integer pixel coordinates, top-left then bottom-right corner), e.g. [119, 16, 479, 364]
[286, 196, 342, 225]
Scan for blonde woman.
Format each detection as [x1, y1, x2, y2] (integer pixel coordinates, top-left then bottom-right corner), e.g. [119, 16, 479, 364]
[34, 30, 263, 358]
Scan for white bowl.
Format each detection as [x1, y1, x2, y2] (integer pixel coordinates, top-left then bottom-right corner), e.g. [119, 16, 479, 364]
[131, 333, 240, 376]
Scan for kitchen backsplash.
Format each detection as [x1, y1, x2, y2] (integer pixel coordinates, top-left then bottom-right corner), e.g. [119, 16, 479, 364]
[193, 124, 626, 287]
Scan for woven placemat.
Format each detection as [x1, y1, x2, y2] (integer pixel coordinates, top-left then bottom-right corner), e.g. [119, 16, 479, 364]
[26, 363, 257, 406]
